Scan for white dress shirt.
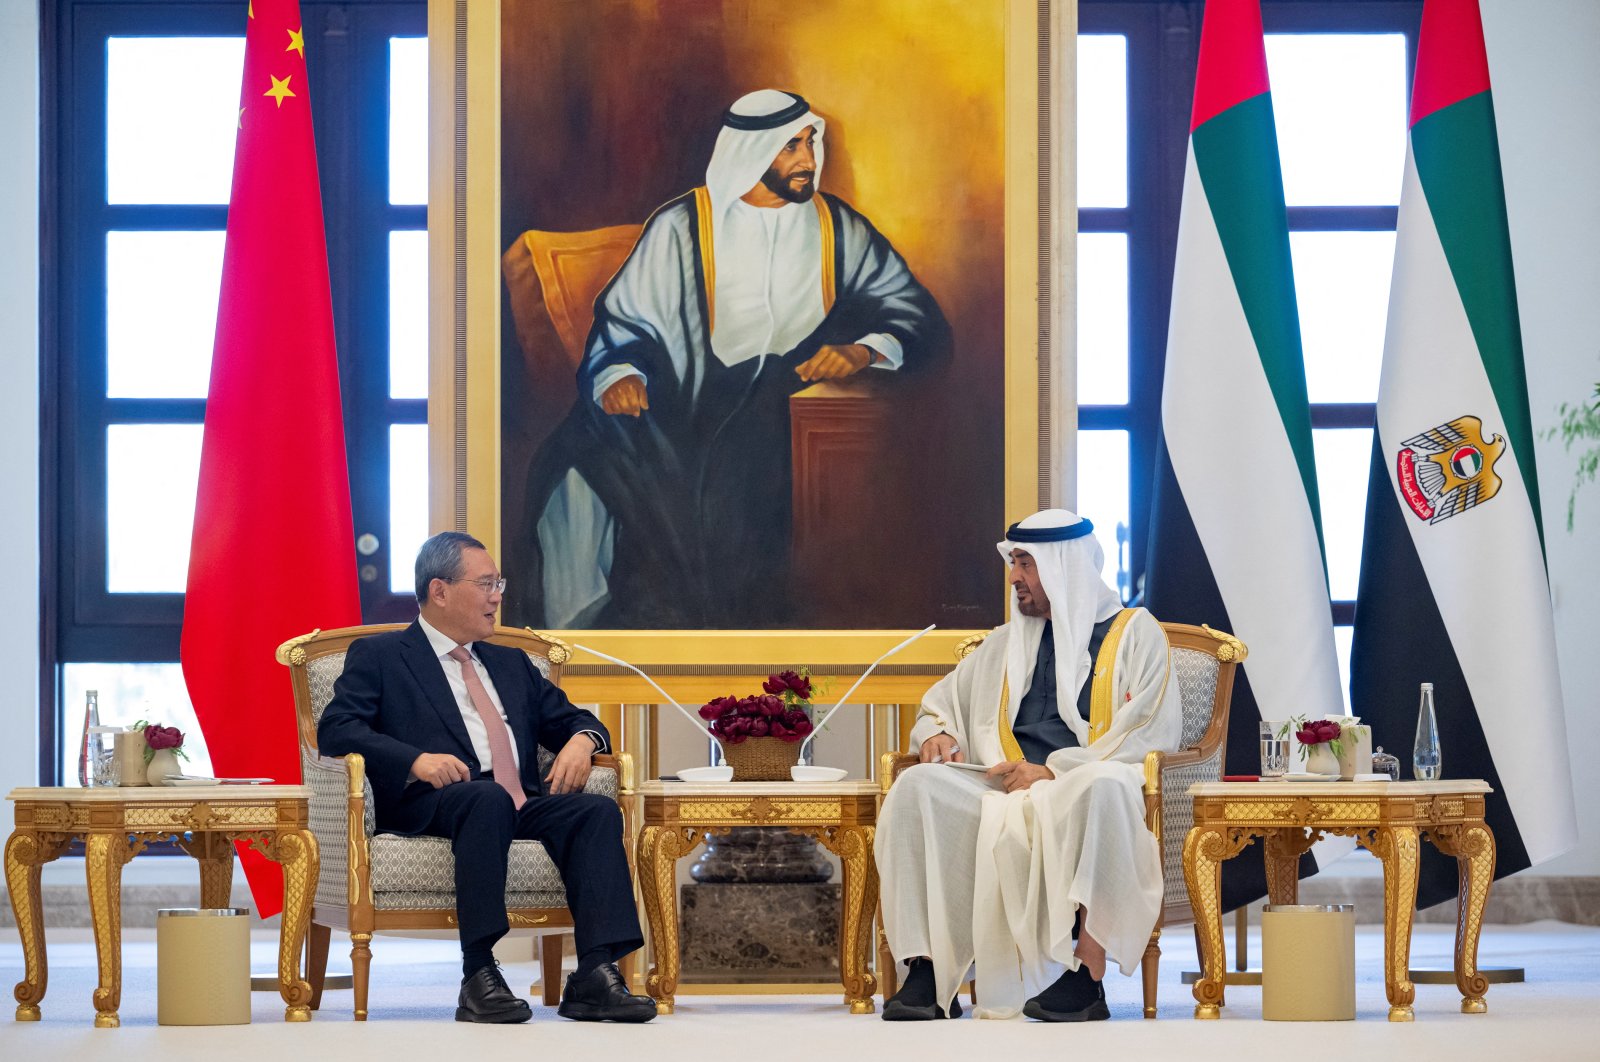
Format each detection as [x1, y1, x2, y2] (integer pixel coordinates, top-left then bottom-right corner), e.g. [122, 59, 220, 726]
[416, 615, 605, 774]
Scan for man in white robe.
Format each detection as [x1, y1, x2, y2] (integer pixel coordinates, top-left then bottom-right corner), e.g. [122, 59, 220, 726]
[515, 89, 950, 629]
[876, 509, 1181, 1021]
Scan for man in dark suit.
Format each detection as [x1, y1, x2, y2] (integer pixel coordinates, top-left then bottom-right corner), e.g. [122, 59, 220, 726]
[319, 531, 654, 1024]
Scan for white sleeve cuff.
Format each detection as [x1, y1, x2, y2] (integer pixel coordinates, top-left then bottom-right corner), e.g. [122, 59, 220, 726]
[857, 333, 904, 370]
[591, 365, 646, 405]
[579, 729, 609, 755]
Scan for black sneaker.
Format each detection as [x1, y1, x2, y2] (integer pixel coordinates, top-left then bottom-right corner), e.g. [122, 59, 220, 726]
[1022, 963, 1109, 1022]
[882, 987, 964, 1021]
[456, 962, 532, 1024]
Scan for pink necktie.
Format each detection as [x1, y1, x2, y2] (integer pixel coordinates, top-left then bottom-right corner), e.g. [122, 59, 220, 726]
[447, 646, 526, 809]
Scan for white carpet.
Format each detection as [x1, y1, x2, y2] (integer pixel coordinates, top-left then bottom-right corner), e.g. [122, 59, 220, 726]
[2, 922, 1598, 1061]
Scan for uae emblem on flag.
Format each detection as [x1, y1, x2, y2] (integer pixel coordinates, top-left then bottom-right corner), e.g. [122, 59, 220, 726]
[1351, 0, 1576, 908]
[1396, 414, 1506, 522]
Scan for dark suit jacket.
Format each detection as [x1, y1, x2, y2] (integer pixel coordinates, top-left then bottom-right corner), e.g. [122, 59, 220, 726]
[317, 621, 609, 835]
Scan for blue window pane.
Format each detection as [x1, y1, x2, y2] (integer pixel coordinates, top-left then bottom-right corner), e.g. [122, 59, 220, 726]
[1077, 232, 1129, 405]
[1312, 428, 1372, 602]
[106, 424, 203, 593]
[1266, 34, 1407, 206]
[389, 230, 429, 398]
[389, 37, 428, 206]
[1291, 231, 1395, 404]
[1077, 34, 1128, 209]
[389, 424, 429, 593]
[107, 37, 243, 205]
[1076, 429, 1131, 601]
[107, 231, 226, 398]
[60, 663, 214, 783]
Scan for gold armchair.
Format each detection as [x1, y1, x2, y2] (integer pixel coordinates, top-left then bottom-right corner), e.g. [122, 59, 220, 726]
[276, 623, 635, 1020]
[876, 620, 1244, 1018]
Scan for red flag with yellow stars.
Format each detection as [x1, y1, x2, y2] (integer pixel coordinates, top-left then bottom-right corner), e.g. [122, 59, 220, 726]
[182, 0, 360, 916]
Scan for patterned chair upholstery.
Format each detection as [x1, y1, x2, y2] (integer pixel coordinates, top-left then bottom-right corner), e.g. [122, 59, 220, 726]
[278, 624, 634, 1020]
[877, 620, 1244, 1019]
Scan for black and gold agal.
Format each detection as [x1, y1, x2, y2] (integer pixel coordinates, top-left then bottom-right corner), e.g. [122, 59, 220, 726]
[1395, 414, 1506, 524]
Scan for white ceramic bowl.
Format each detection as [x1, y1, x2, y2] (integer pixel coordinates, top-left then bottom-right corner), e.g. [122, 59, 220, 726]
[790, 765, 849, 782]
[676, 765, 734, 783]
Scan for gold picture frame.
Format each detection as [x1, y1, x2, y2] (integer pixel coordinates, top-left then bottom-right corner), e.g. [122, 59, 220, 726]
[425, 0, 1071, 699]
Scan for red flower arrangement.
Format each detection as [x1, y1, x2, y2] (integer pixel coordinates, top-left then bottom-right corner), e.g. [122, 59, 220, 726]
[1288, 717, 1344, 760]
[699, 669, 818, 744]
[136, 721, 189, 763]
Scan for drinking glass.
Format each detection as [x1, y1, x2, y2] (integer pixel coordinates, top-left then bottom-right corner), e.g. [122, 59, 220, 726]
[1259, 720, 1290, 778]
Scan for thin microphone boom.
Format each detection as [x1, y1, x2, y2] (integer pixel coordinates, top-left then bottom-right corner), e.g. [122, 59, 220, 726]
[799, 624, 937, 759]
[568, 641, 725, 753]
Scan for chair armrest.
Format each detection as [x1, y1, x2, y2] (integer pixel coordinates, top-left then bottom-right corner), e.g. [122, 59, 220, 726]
[591, 751, 633, 795]
[879, 752, 920, 794]
[301, 750, 373, 912]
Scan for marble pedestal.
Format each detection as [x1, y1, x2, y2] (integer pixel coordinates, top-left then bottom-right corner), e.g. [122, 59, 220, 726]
[679, 882, 841, 983]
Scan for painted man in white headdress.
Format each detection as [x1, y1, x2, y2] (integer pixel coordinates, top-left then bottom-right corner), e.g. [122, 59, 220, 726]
[519, 89, 950, 629]
[876, 509, 1181, 1022]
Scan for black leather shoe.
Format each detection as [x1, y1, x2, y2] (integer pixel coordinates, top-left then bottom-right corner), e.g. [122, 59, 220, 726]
[557, 962, 657, 1023]
[456, 962, 532, 1024]
[1022, 964, 1109, 1022]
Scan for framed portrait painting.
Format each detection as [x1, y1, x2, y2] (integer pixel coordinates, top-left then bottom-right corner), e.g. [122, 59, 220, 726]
[427, 0, 1060, 686]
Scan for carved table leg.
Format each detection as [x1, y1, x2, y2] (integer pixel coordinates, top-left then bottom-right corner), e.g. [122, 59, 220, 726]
[1431, 822, 1496, 1014]
[1183, 825, 1231, 1020]
[1361, 825, 1420, 1022]
[84, 833, 128, 1028]
[198, 833, 235, 909]
[1264, 827, 1319, 905]
[7, 830, 66, 1022]
[815, 825, 879, 1014]
[637, 825, 702, 1015]
[268, 829, 319, 1022]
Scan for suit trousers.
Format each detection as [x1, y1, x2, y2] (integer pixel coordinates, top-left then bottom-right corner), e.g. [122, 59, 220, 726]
[419, 780, 643, 961]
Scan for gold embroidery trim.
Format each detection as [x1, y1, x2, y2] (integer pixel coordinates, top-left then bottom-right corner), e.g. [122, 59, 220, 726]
[693, 186, 716, 334]
[996, 675, 1026, 763]
[816, 195, 836, 313]
[1088, 609, 1136, 745]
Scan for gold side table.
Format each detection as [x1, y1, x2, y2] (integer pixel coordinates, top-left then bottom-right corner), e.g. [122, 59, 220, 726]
[1183, 779, 1495, 1022]
[5, 785, 319, 1027]
[635, 780, 879, 1015]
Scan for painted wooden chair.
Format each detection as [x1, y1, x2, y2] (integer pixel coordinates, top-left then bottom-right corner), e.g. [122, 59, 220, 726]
[277, 623, 635, 1020]
[876, 620, 1245, 1018]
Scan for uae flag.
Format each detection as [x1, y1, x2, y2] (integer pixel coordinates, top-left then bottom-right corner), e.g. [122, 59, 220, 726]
[1145, 0, 1345, 907]
[181, 0, 361, 915]
[1350, 0, 1575, 907]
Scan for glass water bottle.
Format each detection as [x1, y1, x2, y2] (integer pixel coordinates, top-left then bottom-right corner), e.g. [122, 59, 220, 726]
[77, 689, 100, 787]
[1413, 682, 1442, 781]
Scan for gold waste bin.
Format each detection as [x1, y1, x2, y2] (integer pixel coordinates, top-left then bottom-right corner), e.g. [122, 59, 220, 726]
[1261, 904, 1356, 1021]
[156, 908, 251, 1025]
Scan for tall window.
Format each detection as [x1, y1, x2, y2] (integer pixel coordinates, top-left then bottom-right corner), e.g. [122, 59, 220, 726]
[1077, 0, 1420, 706]
[46, 1, 426, 782]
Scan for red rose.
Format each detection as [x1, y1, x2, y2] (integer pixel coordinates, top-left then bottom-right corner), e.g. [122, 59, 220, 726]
[144, 724, 184, 751]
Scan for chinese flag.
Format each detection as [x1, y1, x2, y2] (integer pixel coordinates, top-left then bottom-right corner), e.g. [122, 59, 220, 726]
[181, 0, 361, 916]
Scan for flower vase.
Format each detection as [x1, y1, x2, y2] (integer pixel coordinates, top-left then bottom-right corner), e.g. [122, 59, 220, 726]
[722, 737, 802, 781]
[146, 748, 183, 786]
[1304, 743, 1340, 777]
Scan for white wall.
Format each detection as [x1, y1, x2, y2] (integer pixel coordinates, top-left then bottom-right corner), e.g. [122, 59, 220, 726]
[1483, 0, 1600, 876]
[0, 2, 40, 795]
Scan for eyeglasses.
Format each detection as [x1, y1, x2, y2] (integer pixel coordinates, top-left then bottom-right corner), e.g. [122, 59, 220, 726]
[449, 576, 506, 594]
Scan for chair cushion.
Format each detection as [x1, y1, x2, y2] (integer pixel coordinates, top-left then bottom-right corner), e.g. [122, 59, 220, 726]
[1169, 647, 1222, 748]
[369, 834, 569, 910]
